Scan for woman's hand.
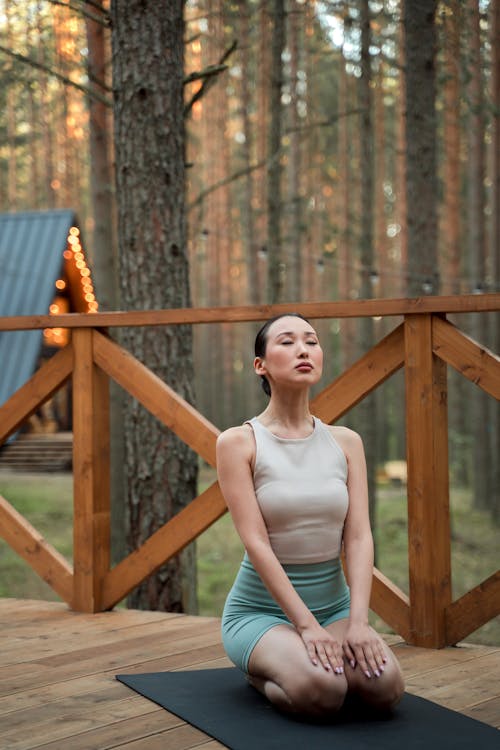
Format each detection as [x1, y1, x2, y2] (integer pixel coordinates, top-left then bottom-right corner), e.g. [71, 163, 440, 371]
[299, 622, 345, 674]
[342, 622, 388, 678]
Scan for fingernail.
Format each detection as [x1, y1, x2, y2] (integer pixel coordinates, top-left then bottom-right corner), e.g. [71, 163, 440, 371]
[350, 660, 356, 669]
[374, 670, 380, 677]
[380, 665, 385, 672]
[365, 671, 371, 678]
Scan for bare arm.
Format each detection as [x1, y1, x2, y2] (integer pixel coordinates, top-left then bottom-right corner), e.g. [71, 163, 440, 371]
[333, 427, 387, 677]
[216, 426, 344, 672]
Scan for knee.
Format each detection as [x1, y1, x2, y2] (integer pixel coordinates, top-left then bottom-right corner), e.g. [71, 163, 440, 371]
[357, 665, 405, 711]
[289, 671, 348, 717]
[382, 669, 405, 710]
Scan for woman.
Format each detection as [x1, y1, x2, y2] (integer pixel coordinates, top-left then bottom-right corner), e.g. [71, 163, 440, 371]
[217, 313, 404, 719]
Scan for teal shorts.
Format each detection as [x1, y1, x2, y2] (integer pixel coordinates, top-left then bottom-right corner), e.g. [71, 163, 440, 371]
[221, 555, 351, 672]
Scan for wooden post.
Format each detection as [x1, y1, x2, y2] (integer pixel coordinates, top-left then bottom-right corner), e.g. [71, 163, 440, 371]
[405, 314, 452, 647]
[72, 328, 110, 612]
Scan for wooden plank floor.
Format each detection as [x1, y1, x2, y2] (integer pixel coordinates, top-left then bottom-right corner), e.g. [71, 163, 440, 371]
[0, 599, 498, 749]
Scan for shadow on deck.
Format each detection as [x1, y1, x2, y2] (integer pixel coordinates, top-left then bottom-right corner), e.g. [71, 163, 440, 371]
[0, 599, 498, 749]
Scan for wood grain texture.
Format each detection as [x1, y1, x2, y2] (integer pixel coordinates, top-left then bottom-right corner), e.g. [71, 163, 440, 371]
[93, 330, 219, 467]
[0, 599, 497, 750]
[0, 344, 73, 444]
[445, 571, 500, 645]
[370, 568, 411, 641]
[100, 481, 227, 610]
[0, 497, 73, 604]
[432, 315, 500, 398]
[311, 323, 405, 421]
[72, 329, 110, 612]
[0, 292, 499, 331]
[404, 314, 452, 647]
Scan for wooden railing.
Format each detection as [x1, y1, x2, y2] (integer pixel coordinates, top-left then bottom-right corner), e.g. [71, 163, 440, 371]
[0, 294, 499, 648]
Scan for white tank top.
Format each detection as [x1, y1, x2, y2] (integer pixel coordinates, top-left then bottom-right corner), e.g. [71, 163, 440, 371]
[247, 417, 349, 564]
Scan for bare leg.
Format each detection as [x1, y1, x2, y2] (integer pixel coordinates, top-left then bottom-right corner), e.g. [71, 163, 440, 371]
[325, 619, 405, 711]
[247, 623, 348, 719]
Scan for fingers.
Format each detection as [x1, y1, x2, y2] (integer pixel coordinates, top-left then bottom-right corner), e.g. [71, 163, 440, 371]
[344, 635, 388, 679]
[302, 631, 345, 673]
[317, 640, 344, 674]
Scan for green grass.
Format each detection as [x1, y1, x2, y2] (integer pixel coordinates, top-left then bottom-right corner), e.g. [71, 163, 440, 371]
[1, 470, 498, 644]
[0, 472, 73, 600]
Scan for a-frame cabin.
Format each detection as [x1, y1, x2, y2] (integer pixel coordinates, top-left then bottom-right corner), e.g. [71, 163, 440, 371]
[0, 209, 98, 468]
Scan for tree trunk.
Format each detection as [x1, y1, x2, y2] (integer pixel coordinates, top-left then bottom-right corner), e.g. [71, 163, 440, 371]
[395, 17, 407, 297]
[6, 3, 17, 209]
[238, 0, 259, 305]
[85, 14, 116, 311]
[85, 8, 124, 564]
[286, 0, 303, 302]
[442, 0, 462, 294]
[357, 0, 377, 532]
[466, 0, 491, 511]
[441, 1, 468, 486]
[111, 0, 198, 612]
[490, 0, 500, 523]
[338, 41, 356, 369]
[404, 0, 439, 296]
[267, 0, 286, 303]
[36, 1, 56, 208]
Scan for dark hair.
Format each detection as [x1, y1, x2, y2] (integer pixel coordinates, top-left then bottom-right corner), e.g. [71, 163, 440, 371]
[254, 313, 311, 397]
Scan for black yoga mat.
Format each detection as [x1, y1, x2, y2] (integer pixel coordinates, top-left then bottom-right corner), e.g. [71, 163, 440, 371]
[116, 667, 499, 750]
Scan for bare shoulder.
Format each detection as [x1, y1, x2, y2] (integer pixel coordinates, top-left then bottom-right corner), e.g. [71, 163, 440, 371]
[327, 425, 364, 456]
[216, 423, 255, 460]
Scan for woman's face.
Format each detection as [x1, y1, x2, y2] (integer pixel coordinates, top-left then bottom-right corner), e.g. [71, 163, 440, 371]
[254, 316, 323, 392]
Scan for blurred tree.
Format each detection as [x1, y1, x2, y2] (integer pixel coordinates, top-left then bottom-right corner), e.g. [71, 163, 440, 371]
[111, 0, 198, 612]
[357, 0, 377, 528]
[491, 0, 500, 523]
[465, 0, 492, 511]
[404, 0, 439, 296]
[267, 0, 286, 302]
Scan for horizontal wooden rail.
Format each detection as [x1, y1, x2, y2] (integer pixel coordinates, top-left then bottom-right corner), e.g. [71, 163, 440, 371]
[0, 292, 499, 331]
[0, 298, 499, 648]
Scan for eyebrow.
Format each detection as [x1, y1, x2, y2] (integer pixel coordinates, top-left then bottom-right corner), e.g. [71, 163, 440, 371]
[274, 330, 318, 339]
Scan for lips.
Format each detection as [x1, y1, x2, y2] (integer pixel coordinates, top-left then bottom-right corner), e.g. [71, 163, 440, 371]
[295, 363, 313, 371]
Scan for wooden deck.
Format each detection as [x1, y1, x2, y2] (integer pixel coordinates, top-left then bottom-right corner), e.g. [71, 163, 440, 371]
[0, 599, 498, 749]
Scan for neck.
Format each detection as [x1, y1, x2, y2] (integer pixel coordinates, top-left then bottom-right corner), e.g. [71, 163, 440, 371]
[259, 389, 312, 432]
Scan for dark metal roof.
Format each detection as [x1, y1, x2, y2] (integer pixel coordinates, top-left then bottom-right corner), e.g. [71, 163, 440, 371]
[0, 209, 77, 409]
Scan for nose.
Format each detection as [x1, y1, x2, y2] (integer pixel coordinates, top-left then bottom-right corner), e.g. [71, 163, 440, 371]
[297, 341, 309, 357]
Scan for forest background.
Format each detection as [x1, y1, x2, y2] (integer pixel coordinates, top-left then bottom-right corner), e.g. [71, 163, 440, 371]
[0, 0, 499, 625]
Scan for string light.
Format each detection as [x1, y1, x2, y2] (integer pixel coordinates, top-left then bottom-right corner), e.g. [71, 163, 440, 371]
[191, 224, 490, 291]
[44, 224, 99, 349]
[62, 225, 98, 314]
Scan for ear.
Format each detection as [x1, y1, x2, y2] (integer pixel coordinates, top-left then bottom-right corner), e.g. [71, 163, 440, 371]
[254, 356, 266, 376]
